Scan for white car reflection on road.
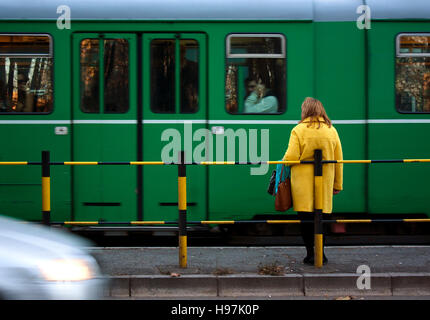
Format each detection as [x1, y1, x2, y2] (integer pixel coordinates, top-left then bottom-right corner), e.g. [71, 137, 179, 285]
[0, 215, 107, 299]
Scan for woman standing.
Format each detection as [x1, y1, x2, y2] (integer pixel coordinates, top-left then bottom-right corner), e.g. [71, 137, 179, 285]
[282, 97, 343, 265]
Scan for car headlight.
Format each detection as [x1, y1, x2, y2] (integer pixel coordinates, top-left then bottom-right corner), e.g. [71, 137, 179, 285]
[38, 259, 93, 281]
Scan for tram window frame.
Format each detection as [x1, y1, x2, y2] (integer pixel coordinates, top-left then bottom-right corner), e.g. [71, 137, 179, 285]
[79, 38, 130, 114]
[149, 38, 200, 114]
[0, 33, 54, 115]
[395, 32, 430, 114]
[225, 33, 286, 115]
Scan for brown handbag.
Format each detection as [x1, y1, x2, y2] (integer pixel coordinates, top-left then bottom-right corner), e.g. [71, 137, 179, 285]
[275, 165, 292, 212]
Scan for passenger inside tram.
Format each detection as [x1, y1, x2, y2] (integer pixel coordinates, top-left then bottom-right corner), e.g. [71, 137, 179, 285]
[243, 77, 278, 113]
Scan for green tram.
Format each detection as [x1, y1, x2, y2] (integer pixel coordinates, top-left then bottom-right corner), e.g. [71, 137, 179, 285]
[0, 0, 430, 235]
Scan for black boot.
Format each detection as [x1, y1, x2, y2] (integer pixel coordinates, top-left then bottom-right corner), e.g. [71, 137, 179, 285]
[302, 244, 314, 265]
[298, 212, 329, 266]
[298, 212, 313, 264]
[303, 236, 328, 265]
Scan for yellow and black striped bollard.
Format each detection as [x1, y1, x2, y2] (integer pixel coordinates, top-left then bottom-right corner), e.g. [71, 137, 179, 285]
[41, 150, 51, 226]
[178, 151, 187, 268]
[314, 149, 324, 268]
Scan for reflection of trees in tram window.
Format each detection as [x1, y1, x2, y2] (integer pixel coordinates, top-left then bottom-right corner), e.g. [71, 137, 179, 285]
[104, 39, 129, 113]
[225, 65, 238, 113]
[396, 35, 430, 113]
[80, 38, 130, 114]
[0, 57, 53, 113]
[396, 57, 430, 112]
[80, 39, 100, 113]
[0, 35, 53, 113]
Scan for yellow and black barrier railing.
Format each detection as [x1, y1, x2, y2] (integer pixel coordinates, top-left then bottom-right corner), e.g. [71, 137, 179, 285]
[51, 218, 430, 226]
[5, 159, 430, 166]
[2, 150, 430, 268]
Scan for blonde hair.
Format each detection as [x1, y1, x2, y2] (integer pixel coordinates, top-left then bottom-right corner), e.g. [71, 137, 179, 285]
[299, 97, 332, 128]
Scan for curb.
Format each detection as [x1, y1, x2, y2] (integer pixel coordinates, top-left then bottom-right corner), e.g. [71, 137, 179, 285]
[105, 272, 430, 298]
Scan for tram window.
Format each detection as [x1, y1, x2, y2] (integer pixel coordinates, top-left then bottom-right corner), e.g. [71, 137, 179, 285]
[0, 35, 50, 55]
[150, 39, 175, 113]
[80, 38, 129, 113]
[396, 34, 430, 113]
[225, 34, 286, 115]
[80, 39, 99, 113]
[104, 39, 129, 113]
[180, 40, 199, 113]
[150, 39, 199, 114]
[0, 35, 53, 113]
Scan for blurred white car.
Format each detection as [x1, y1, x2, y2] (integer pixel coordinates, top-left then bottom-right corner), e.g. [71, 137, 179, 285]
[0, 215, 107, 299]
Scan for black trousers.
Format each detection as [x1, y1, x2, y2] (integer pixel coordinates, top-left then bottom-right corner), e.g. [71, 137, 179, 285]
[297, 212, 329, 256]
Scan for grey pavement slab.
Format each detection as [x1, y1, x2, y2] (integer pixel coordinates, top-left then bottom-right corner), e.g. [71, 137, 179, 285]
[303, 273, 392, 296]
[87, 246, 430, 298]
[89, 246, 430, 276]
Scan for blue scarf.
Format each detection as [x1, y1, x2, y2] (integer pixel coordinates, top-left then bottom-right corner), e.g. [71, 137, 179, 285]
[275, 161, 291, 194]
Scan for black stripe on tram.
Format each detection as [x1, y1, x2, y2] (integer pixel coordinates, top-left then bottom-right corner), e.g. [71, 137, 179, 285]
[159, 202, 197, 207]
[83, 202, 121, 207]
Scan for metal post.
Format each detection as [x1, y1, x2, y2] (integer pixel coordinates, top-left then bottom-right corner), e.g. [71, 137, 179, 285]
[41, 150, 51, 226]
[178, 151, 187, 268]
[314, 149, 323, 268]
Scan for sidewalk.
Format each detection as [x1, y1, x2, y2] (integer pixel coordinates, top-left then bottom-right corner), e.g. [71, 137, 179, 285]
[88, 246, 430, 298]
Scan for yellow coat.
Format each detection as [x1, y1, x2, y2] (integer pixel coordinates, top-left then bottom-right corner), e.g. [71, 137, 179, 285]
[282, 117, 343, 214]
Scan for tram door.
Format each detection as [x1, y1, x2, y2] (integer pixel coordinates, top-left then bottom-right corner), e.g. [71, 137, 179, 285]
[72, 33, 138, 222]
[141, 33, 208, 223]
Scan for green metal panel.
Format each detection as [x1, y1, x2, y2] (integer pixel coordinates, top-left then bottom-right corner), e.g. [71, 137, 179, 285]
[313, 21, 367, 214]
[72, 33, 138, 222]
[0, 22, 72, 222]
[367, 22, 430, 216]
[142, 33, 208, 222]
[0, 126, 71, 221]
